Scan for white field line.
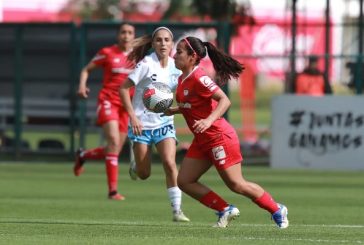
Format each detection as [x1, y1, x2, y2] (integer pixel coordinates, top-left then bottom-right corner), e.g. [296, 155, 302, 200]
[1, 218, 364, 229]
[235, 223, 364, 228]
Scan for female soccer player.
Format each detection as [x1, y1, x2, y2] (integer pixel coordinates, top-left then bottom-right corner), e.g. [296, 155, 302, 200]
[119, 27, 190, 222]
[73, 23, 135, 201]
[165, 36, 289, 228]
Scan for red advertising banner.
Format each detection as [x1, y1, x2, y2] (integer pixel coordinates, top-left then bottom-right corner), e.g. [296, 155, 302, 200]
[230, 15, 332, 78]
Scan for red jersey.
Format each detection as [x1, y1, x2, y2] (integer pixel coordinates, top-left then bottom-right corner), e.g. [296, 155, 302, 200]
[176, 67, 235, 144]
[92, 45, 134, 105]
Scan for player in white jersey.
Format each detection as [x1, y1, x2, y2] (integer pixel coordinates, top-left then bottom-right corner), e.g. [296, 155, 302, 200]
[120, 26, 190, 222]
[128, 52, 180, 129]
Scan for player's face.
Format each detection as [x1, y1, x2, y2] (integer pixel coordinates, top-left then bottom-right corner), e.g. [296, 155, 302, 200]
[174, 41, 194, 72]
[117, 24, 135, 46]
[152, 29, 174, 59]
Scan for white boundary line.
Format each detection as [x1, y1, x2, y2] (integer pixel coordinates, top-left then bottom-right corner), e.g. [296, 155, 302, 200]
[1, 219, 364, 228]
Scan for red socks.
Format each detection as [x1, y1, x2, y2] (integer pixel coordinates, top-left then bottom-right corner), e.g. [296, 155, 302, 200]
[82, 147, 105, 160]
[200, 191, 279, 214]
[105, 153, 119, 193]
[253, 192, 280, 214]
[199, 191, 228, 212]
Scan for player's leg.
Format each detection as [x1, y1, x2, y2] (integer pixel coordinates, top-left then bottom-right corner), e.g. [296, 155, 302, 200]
[177, 156, 239, 228]
[73, 145, 105, 176]
[132, 142, 152, 179]
[155, 136, 189, 222]
[73, 99, 112, 177]
[128, 140, 137, 180]
[217, 163, 288, 228]
[103, 120, 124, 200]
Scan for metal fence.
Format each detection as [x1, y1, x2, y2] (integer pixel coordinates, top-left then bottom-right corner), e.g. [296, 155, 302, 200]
[1, 17, 363, 160]
[0, 22, 231, 159]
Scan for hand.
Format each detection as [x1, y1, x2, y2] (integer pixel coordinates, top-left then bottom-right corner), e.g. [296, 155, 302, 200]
[162, 106, 179, 117]
[77, 86, 90, 99]
[192, 118, 213, 133]
[130, 116, 143, 136]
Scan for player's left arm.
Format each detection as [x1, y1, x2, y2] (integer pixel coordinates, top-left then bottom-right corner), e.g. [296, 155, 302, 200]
[192, 89, 231, 134]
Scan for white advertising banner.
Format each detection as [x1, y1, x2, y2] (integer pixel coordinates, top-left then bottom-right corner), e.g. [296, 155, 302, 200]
[270, 95, 364, 170]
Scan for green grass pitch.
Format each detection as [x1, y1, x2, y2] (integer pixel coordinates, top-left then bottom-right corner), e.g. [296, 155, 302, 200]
[0, 162, 363, 245]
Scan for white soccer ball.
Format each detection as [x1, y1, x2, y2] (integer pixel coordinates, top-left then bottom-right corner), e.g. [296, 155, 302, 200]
[142, 82, 173, 113]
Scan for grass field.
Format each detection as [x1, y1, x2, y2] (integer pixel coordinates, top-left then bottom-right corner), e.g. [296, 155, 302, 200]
[0, 162, 363, 245]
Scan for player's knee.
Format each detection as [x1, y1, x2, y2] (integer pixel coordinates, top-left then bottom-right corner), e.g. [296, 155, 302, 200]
[107, 137, 120, 152]
[177, 176, 187, 191]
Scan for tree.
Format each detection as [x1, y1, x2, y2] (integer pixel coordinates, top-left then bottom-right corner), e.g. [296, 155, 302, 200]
[192, 0, 236, 21]
[62, 0, 121, 20]
[162, 0, 238, 21]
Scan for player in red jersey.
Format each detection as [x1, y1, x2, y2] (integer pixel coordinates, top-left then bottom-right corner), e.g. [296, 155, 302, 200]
[165, 36, 289, 228]
[73, 23, 135, 201]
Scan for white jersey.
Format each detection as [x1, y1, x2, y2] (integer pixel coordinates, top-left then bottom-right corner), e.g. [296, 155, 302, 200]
[128, 52, 181, 130]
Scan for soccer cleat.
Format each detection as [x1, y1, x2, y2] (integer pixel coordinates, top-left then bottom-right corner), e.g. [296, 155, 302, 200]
[173, 210, 190, 222]
[73, 148, 85, 176]
[213, 205, 240, 228]
[129, 159, 138, 181]
[272, 203, 289, 229]
[108, 191, 125, 201]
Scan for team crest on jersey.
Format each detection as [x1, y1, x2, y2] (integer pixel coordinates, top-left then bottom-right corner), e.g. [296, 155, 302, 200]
[183, 90, 189, 96]
[113, 58, 120, 63]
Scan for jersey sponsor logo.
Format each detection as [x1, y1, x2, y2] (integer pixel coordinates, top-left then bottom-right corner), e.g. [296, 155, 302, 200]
[183, 90, 189, 96]
[212, 146, 226, 161]
[92, 54, 106, 61]
[199, 76, 217, 91]
[177, 102, 191, 109]
[113, 58, 120, 63]
[150, 74, 157, 82]
[112, 67, 133, 74]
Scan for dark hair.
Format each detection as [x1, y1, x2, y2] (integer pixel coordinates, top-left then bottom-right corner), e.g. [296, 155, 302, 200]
[183, 36, 244, 86]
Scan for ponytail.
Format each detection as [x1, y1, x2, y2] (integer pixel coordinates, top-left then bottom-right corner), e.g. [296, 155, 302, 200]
[128, 35, 152, 63]
[204, 42, 244, 86]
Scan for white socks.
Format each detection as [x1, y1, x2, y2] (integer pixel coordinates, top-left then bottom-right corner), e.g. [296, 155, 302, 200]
[167, 186, 182, 213]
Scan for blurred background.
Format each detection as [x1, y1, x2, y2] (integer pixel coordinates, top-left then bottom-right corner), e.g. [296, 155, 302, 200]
[1, 0, 363, 167]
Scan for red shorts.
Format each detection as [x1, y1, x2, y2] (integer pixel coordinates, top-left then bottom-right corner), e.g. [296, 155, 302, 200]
[185, 131, 243, 170]
[96, 99, 128, 133]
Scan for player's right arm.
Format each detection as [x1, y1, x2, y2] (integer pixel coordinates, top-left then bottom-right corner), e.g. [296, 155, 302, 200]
[78, 61, 98, 99]
[120, 78, 143, 135]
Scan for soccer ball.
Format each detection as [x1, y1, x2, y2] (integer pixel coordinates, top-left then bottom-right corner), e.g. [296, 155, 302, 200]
[142, 82, 173, 113]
